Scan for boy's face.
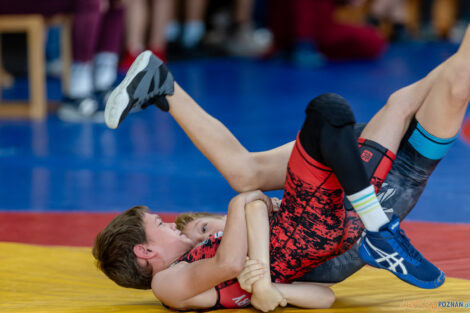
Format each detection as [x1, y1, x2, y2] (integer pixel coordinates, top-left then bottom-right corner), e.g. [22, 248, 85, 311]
[142, 213, 195, 258]
[183, 216, 227, 244]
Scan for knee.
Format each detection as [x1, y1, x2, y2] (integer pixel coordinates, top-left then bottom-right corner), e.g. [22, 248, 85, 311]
[384, 87, 418, 121]
[446, 60, 470, 107]
[227, 173, 257, 193]
[225, 159, 262, 193]
[306, 93, 355, 127]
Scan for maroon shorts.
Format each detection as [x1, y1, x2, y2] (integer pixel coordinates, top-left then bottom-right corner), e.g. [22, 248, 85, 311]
[269, 135, 395, 283]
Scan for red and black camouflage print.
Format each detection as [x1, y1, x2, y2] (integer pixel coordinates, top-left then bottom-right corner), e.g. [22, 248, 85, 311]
[172, 136, 395, 308]
[269, 136, 395, 283]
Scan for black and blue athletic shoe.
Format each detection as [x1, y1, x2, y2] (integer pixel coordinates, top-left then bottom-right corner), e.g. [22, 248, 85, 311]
[359, 215, 445, 289]
[105, 50, 174, 129]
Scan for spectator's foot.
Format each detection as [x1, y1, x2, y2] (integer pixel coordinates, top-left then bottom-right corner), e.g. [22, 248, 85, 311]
[105, 51, 174, 129]
[359, 215, 445, 289]
[58, 96, 104, 123]
[69, 62, 93, 99]
[291, 42, 325, 68]
[225, 24, 273, 58]
[94, 52, 118, 91]
[182, 21, 205, 49]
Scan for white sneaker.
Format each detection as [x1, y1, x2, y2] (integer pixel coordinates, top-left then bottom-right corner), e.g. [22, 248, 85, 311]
[69, 62, 93, 98]
[94, 52, 118, 91]
[226, 24, 273, 57]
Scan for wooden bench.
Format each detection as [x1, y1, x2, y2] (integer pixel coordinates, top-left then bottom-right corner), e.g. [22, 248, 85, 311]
[0, 14, 71, 120]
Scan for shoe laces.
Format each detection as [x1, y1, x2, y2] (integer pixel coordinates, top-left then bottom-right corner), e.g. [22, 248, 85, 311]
[140, 93, 169, 112]
[140, 91, 160, 108]
[395, 229, 423, 262]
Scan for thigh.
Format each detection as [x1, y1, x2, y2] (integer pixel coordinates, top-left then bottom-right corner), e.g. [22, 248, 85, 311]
[269, 138, 347, 283]
[415, 58, 468, 139]
[297, 127, 439, 284]
[270, 124, 396, 283]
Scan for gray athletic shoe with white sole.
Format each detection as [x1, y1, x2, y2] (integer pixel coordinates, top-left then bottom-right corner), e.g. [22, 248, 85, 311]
[104, 50, 174, 129]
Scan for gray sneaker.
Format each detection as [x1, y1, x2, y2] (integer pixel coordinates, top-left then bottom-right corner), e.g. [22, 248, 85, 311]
[105, 51, 174, 129]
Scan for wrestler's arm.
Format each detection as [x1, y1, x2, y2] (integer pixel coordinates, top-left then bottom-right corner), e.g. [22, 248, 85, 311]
[244, 200, 286, 312]
[275, 282, 335, 309]
[152, 191, 273, 310]
[243, 202, 335, 310]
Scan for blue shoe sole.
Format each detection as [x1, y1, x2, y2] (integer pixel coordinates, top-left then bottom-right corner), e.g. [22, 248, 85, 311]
[359, 242, 446, 289]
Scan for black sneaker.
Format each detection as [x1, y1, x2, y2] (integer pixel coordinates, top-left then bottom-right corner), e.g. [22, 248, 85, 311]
[104, 51, 174, 129]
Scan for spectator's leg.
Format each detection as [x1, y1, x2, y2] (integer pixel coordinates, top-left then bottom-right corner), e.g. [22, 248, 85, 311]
[290, 0, 324, 67]
[124, 0, 147, 55]
[182, 0, 207, 48]
[94, 1, 124, 92]
[119, 0, 147, 71]
[149, 0, 173, 61]
[67, 0, 102, 99]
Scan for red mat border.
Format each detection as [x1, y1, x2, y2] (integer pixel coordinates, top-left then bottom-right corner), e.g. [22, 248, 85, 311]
[1, 212, 468, 280]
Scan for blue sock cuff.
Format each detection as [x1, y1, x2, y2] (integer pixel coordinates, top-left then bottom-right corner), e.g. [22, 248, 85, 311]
[408, 122, 458, 160]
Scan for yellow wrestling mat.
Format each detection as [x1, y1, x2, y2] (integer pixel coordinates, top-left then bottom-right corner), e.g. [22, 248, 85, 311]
[1, 242, 469, 313]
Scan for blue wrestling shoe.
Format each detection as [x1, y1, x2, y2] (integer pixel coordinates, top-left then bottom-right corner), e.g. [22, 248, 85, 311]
[105, 51, 174, 129]
[359, 215, 445, 289]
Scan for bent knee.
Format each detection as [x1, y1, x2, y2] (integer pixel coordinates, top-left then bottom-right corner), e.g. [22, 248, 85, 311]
[306, 93, 355, 127]
[445, 59, 470, 106]
[227, 169, 262, 193]
[385, 87, 420, 121]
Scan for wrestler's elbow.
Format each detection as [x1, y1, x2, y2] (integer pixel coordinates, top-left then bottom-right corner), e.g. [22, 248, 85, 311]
[228, 171, 261, 193]
[219, 258, 244, 278]
[214, 254, 244, 278]
[227, 261, 244, 277]
[227, 156, 265, 193]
